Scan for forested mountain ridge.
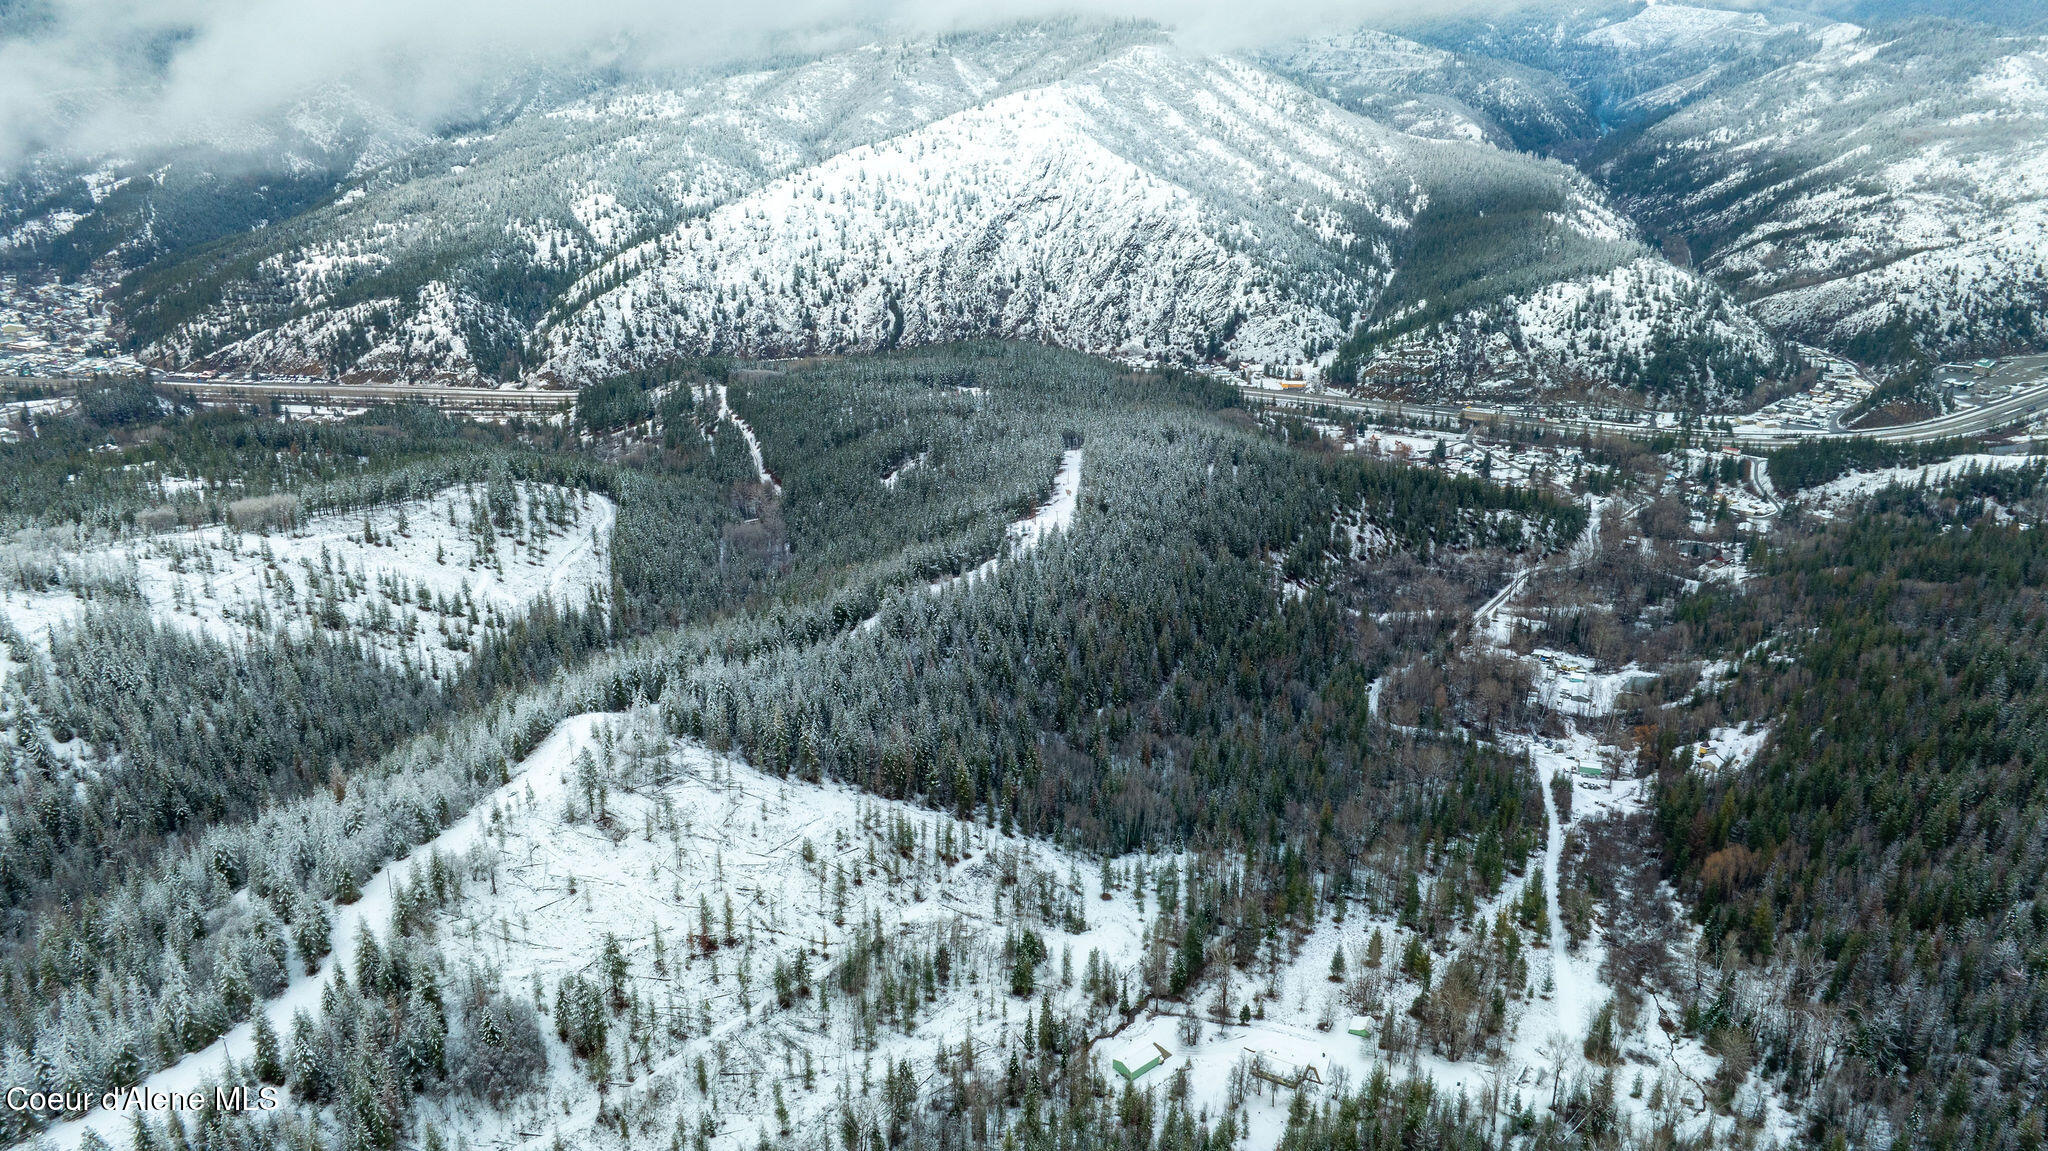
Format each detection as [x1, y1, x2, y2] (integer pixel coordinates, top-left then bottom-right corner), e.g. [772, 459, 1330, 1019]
[1592, 17, 2048, 369]
[1386, 2, 1850, 134]
[540, 45, 1685, 381]
[0, 85, 451, 283]
[9, 4, 2048, 403]
[1290, 3, 2048, 376]
[0, 18, 1787, 404]
[106, 26, 1165, 382]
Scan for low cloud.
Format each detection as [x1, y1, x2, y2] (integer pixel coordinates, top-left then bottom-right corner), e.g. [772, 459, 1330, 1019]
[0, 0, 1480, 170]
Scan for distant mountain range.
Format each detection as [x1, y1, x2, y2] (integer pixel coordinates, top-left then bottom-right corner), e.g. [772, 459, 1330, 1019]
[1, 2, 2042, 409]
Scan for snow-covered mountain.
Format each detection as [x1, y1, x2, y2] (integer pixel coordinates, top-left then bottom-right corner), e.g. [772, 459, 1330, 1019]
[1260, 28, 1593, 152]
[544, 45, 1440, 374]
[1374, 1, 1845, 132]
[1571, 2, 1844, 118]
[15, 6, 2046, 401]
[0, 20, 1776, 402]
[0, 85, 446, 281]
[117, 25, 1176, 380]
[1595, 16, 2048, 366]
[540, 39, 1767, 384]
[537, 37, 1776, 392]
[1272, 4, 2048, 377]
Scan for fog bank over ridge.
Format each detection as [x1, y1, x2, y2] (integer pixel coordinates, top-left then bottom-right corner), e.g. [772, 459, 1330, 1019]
[0, 0, 1483, 168]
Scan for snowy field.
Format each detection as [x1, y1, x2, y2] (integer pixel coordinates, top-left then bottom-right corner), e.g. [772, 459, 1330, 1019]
[1802, 452, 2041, 514]
[42, 693, 1789, 1150]
[416, 708, 1153, 1150]
[37, 708, 1155, 1151]
[0, 482, 613, 677]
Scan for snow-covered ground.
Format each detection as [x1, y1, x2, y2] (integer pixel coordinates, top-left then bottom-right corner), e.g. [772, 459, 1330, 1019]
[32, 704, 1150, 1150]
[16, 388, 1832, 1149]
[35, 714, 619, 1151]
[417, 707, 1152, 1150]
[1690, 723, 1772, 776]
[1513, 728, 1791, 1145]
[935, 447, 1083, 591]
[27, 446, 1806, 1149]
[418, 706, 1708, 1151]
[222, 704, 1791, 1149]
[1803, 452, 2039, 514]
[0, 482, 612, 677]
[1448, 510, 1804, 1145]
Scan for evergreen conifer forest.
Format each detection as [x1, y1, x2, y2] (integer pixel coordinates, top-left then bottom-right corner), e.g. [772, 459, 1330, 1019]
[5, 3, 2048, 1149]
[0, 336, 2034, 1150]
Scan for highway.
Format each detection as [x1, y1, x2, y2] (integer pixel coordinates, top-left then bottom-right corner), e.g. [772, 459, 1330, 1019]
[4, 374, 577, 415]
[12, 368, 2046, 446]
[151, 378, 574, 414]
[1239, 377, 2048, 448]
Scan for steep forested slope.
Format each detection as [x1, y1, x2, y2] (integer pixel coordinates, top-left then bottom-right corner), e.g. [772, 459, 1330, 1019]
[0, 19, 1785, 403]
[543, 46, 1412, 372]
[1276, 4, 2048, 380]
[1643, 464, 2048, 1147]
[1595, 17, 2048, 369]
[110, 27, 1159, 381]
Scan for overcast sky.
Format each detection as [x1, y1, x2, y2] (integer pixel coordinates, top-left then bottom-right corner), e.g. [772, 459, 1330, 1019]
[0, 0, 1502, 168]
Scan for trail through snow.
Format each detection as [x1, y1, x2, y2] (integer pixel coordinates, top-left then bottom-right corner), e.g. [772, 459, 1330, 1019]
[857, 447, 1083, 632]
[932, 447, 1084, 593]
[717, 384, 780, 496]
[1570, 494, 1606, 565]
[1537, 738, 1589, 1041]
